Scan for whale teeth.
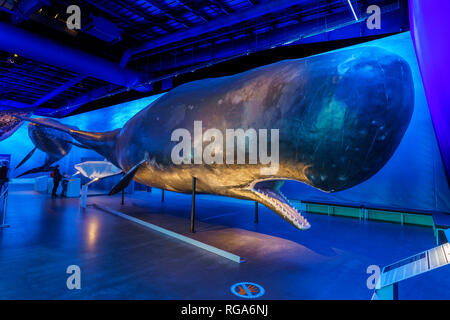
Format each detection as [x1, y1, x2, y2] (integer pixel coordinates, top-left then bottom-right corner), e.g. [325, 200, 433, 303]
[251, 185, 311, 230]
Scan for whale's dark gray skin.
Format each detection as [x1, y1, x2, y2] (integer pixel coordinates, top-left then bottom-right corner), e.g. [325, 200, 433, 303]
[0, 110, 31, 141]
[18, 46, 415, 230]
[15, 119, 81, 177]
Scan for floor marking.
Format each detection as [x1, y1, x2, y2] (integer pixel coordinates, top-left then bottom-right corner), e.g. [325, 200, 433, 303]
[93, 204, 245, 263]
[230, 282, 265, 298]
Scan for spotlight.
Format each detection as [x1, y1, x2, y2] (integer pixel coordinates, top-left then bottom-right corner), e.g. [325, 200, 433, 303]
[6, 53, 19, 64]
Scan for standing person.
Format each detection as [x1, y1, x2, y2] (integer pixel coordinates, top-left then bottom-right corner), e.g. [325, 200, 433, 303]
[51, 165, 62, 198]
[61, 173, 69, 198]
[0, 161, 8, 193]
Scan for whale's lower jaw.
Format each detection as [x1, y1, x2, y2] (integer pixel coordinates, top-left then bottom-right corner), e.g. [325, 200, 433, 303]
[249, 180, 310, 230]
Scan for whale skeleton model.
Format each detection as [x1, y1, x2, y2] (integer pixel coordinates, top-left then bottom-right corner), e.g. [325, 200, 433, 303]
[16, 47, 415, 230]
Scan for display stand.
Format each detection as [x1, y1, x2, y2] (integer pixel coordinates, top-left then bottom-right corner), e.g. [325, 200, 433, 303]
[80, 184, 88, 208]
[0, 183, 9, 228]
[373, 242, 450, 300]
[161, 189, 165, 202]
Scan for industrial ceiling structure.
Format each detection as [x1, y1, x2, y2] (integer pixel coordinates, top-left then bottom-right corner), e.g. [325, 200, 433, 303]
[0, 0, 408, 117]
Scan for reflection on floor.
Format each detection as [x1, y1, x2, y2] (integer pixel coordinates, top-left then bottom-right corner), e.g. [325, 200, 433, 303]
[0, 189, 449, 300]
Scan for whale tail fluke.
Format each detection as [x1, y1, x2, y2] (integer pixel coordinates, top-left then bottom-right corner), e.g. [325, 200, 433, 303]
[14, 116, 120, 166]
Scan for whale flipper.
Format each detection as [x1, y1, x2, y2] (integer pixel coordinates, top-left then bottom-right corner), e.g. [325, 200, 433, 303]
[109, 159, 147, 195]
[15, 147, 37, 170]
[85, 171, 124, 186]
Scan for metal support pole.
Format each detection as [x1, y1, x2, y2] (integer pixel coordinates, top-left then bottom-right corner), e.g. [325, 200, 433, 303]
[255, 201, 259, 223]
[161, 189, 165, 202]
[393, 282, 399, 300]
[190, 177, 196, 233]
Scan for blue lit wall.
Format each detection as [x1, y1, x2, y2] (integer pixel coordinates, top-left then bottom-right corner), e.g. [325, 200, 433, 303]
[409, 0, 450, 184]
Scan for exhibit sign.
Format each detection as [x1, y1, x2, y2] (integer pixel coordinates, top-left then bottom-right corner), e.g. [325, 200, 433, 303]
[375, 242, 450, 299]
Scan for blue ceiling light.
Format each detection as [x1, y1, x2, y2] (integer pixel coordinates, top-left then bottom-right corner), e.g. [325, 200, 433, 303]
[347, 0, 359, 21]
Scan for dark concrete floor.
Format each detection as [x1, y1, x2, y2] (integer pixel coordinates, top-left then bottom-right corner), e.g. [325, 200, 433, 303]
[0, 189, 449, 300]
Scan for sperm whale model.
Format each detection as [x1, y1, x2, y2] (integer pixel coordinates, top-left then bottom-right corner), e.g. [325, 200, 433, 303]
[15, 119, 82, 177]
[17, 46, 415, 230]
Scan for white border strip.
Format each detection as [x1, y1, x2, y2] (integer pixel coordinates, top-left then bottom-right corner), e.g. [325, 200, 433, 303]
[93, 204, 245, 263]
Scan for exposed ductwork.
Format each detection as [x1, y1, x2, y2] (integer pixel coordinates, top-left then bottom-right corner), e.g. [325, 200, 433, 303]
[0, 21, 145, 89]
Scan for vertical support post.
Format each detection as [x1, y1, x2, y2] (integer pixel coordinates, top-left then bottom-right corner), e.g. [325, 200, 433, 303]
[393, 282, 399, 300]
[161, 189, 165, 202]
[191, 177, 196, 233]
[121, 188, 125, 205]
[80, 184, 88, 209]
[254, 202, 259, 223]
[375, 283, 398, 300]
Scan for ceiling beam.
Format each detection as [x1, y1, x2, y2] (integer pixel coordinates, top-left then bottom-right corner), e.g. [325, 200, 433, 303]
[81, 0, 159, 38]
[121, 0, 311, 66]
[143, 0, 193, 28]
[208, 0, 234, 15]
[32, 74, 87, 107]
[178, 0, 210, 22]
[112, 0, 175, 33]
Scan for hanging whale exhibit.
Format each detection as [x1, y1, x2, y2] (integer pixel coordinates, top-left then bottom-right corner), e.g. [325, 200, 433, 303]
[16, 46, 415, 230]
[14, 119, 82, 177]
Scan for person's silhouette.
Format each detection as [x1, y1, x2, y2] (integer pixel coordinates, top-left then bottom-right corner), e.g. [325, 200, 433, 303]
[51, 165, 62, 198]
[0, 161, 9, 193]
